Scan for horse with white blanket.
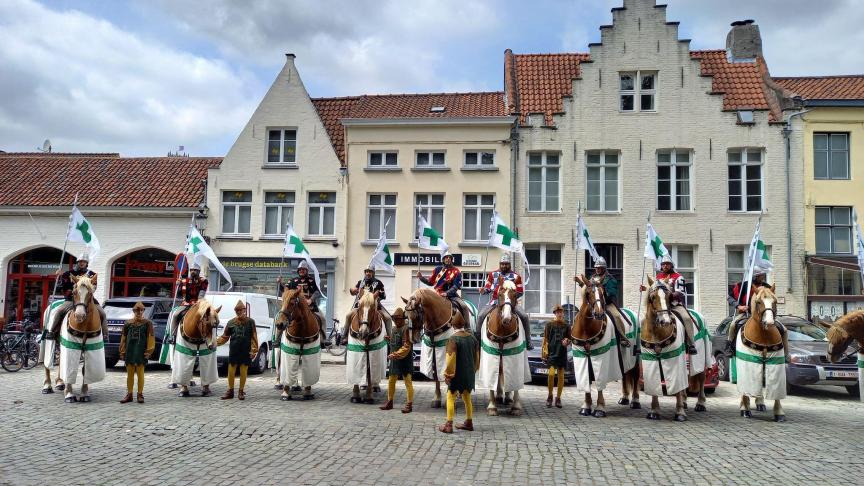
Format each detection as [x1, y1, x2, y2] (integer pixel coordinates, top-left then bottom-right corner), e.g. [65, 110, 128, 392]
[169, 299, 221, 397]
[347, 289, 387, 404]
[58, 275, 106, 403]
[276, 287, 322, 400]
[38, 299, 66, 394]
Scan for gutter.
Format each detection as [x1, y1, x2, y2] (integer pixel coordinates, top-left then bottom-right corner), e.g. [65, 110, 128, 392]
[781, 108, 811, 293]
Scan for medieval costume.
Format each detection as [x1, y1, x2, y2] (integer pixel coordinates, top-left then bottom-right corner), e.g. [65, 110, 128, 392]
[119, 302, 155, 404]
[542, 305, 569, 408]
[381, 308, 415, 413]
[345, 267, 393, 339]
[650, 255, 698, 355]
[418, 252, 471, 326]
[477, 254, 532, 349]
[439, 321, 480, 434]
[217, 300, 259, 400]
[49, 252, 107, 340]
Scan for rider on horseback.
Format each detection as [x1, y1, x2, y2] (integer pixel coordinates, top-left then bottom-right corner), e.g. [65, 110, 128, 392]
[640, 255, 698, 355]
[477, 254, 532, 349]
[573, 257, 631, 348]
[50, 252, 107, 340]
[169, 261, 208, 342]
[417, 252, 471, 326]
[278, 260, 326, 342]
[344, 266, 393, 339]
[726, 271, 789, 360]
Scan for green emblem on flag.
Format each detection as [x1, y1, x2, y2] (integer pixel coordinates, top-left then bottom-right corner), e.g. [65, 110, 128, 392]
[496, 224, 518, 246]
[422, 226, 441, 246]
[383, 244, 392, 265]
[650, 236, 665, 258]
[288, 235, 308, 255]
[75, 220, 92, 244]
[757, 240, 770, 260]
[189, 235, 203, 253]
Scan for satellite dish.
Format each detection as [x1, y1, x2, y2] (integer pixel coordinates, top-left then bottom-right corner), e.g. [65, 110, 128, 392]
[41, 139, 52, 152]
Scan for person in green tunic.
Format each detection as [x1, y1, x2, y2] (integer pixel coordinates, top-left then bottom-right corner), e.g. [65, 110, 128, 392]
[439, 313, 479, 434]
[119, 302, 155, 404]
[542, 305, 569, 409]
[217, 300, 259, 401]
[381, 308, 415, 413]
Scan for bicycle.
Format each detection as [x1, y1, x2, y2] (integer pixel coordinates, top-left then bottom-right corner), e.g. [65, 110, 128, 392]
[323, 318, 346, 356]
[1, 322, 40, 371]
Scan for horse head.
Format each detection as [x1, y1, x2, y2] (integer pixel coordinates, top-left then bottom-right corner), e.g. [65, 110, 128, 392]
[498, 279, 518, 325]
[401, 293, 423, 330]
[277, 288, 305, 328]
[826, 324, 854, 363]
[750, 285, 777, 331]
[195, 300, 222, 342]
[579, 274, 607, 320]
[70, 274, 96, 324]
[645, 275, 673, 327]
[356, 288, 379, 340]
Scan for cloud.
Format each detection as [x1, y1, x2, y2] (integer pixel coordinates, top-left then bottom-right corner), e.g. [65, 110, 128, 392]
[0, 0, 260, 156]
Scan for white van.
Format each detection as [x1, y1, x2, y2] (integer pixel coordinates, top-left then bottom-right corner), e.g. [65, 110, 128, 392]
[206, 291, 280, 373]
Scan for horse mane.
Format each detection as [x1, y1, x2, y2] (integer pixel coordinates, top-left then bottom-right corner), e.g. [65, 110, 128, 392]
[74, 275, 95, 292]
[749, 286, 776, 313]
[195, 299, 212, 319]
[359, 289, 377, 308]
[830, 309, 864, 338]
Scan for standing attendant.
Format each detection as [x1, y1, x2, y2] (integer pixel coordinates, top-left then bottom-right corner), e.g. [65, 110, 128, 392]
[381, 308, 415, 413]
[543, 305, 569, 409]
[217, 300, 259, 401]
[119, 302, 155, 404]
[439, 314, 480, 434]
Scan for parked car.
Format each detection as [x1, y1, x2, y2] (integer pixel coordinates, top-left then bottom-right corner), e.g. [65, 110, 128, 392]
[205, 291, 279, 374]
[712, 315, 860, 396]
[103, 297, 174, 368]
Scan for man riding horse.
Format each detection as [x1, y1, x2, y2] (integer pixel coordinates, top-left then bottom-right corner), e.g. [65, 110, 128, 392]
[416, 252, 471, 325]
[726, 271, 789, 360]
[477, 254, 532, 350]
[640, 255, 697, 355]
[170, 260, 208, 340]
[278, 260, 326, 343]
[344, 266, 393, 339]
[573, 257, 631, 348]
[49, 252, 107, 340]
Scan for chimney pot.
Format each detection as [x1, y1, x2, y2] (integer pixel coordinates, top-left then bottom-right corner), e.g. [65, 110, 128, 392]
[726, 20, 762, 61]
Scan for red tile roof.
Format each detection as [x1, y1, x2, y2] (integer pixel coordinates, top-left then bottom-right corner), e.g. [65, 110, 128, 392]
[772, 76, 864, 100]
[0, 154, 221, 207]
[312, 92, 508, 165]
[0, 152, 120, 158]
[690, 50, 774, 113]
[504, 50, 591, 126]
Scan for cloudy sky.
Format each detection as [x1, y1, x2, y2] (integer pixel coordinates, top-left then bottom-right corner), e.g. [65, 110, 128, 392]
[1, 0, 862, 156]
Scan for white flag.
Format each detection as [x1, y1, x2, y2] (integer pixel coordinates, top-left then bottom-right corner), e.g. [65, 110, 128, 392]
[370, 230, 395, 274]
[417, 214, 449, 255]
[488, 212, 522, 252]
[643, 223, 669, 270]
[68, 207, 101, 262]
[854, 209, 864, 286]
[576, 213, 600, 262]
[283, 223, 321, 289]
[746, 220, 774, 274]
[185, 226, 233, 290]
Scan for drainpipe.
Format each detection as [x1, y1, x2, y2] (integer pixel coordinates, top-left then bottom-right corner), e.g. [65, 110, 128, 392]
[782, 108, 811, 293]
[510, 126, 518, 229]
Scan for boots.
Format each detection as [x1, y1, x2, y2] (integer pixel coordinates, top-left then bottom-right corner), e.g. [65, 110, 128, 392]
[119, 392, 133, 404]
[546, 396, 553, 408]
[455, 419, 474, 431]
[238, 390, 246, 401]
[438, 421, 453, 434]
[555, 397, 562, 409]
[379, 400, 394, 410]
[401, 402, 413, 414]
[136, 393, 145, 404]
[221, 389, 235, 400]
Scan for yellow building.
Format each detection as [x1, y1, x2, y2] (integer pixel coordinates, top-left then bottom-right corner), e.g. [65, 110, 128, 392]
[314, 92, 515, 318]
[775, 76, 864, 320]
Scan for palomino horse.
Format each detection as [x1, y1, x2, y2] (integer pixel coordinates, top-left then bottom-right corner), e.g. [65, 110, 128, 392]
[640, 276, 689, 421]
[570, 275, 631, 417]
[58, 275, 106, 403]
[735, 285, 787, 422]
[170, 299, 221, 396]
[477, 279, 528, 416]
[826, 309, 864, 401]
[39, 299, 66, 394]
[403, 288, 471, 408]
[347, 289, 387, 404]
[276, 287, 322, 400]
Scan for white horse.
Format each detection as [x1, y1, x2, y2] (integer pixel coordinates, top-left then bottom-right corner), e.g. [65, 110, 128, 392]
[58, 275, 106, 403]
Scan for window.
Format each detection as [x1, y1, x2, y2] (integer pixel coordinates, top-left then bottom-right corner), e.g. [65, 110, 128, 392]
[815, 206, 852, 254]
[464, 151, 495, 168]
[808, 263, 861, 296]
[461, 271, 487, 312]
[263, 192, 295, 236]
[368, 151, 398, 168]
[726, 246, 747, 316]
[267, 129, 297, 164]
[586, 151, 620, 212]
[463, 194, 495, 242]
[583, 244, 624, 289]
[527, 152, 560, 212]
[221, 191, 252, 235]
[657, 149, 691, 211]
[620, 71, 656, 112]
[814, 133, 849, 180]
[727, 148, 763, 212]
[524, 244, 562, 314]
[667, 245, 697, 309]
[414, 194, 445, 239]
[367, 194, 397, 240]
[416, 151, 445, 167]
[307, 192, 336, 236]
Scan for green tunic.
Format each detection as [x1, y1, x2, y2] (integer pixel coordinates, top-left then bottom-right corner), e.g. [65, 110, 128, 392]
[121, 320, 153, 365]
[544, 320, 569, 368]
[448, 333, 478, 393]
[388, 325, 414, 377]
[224, 318, 256, 366]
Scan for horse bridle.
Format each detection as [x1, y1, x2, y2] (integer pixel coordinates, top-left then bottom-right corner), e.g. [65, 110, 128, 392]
[649, 282, 673, 325]
[586, 280, 607, 320]
[73, 283, 93, 321]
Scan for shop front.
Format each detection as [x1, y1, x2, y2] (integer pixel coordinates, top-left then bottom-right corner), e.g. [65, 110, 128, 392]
[110, 248, 180, 298]
[4, 247, 73, 324]
[806, 256, 864, 321]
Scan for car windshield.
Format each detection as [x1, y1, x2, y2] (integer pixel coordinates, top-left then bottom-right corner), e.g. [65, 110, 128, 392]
[104, 302, 152, 320]
[785, 323, 827, 342]
[529, 319, 546, 338]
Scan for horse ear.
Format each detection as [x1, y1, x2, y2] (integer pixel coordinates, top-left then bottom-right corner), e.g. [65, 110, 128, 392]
[70, 274, 80, 283]
[770, 284, 776, 294]
[401, 296, 408, 304]
[91, 274, 98, 287]
[215, 305, 222, 315]
[647, 275, 654, 286]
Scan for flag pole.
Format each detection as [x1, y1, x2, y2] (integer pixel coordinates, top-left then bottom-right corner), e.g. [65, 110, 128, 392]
[635, 210, 651, 325]
[739, 211, 764, 310]
[169, 212, 196, 313]
[574, 203, 582, 310]
[482, 206, 495, 285]
[50, 193, 79, 302]
[416, 207, 422, 289]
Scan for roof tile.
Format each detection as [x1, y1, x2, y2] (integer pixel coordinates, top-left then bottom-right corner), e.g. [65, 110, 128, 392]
[772, 75, 864, 100]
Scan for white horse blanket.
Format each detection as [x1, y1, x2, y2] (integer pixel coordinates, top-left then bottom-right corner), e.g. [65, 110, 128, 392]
[38, 300, 66, 369]
[158, 306, 184, 366]
[477, 321, 530, 392]
[735, 332, 787, 401]
[619, 307, 639, 374]
[421, 327, 454, 381]
[641, 318, 688, 397]
[571, 316, 622, 394]
[684, 309, 714, 376]
[280, 334, 321, 387]
[346, 332, 387, 386]
[170, 330, 218, 386]
[858, 352, 864, 403]
[58, 321, 106, 385]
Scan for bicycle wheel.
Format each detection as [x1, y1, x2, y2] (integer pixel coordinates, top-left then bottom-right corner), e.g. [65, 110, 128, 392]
[2, 350, 24, 372]
[24, 343, 40, 370]
[327, 338, 347, 356]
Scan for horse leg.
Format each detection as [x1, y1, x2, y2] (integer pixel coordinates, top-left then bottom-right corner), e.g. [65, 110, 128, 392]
[647, 396, 661, 420]
[618, 375, 630, 405]
[594, 391, 607, 417]
[630, 370, 641, 409]
[363, 354, 374, 404]
[432, 377, 442, 409]
[755, 396, 767, 412]
[351, 384, 361, 403]
[740, 395, 752, 418]
[509, 391, 523, 416]
[303, 386, 314, 400]
[773, 400, 785, 422]
[694, 374, 707, 412]
[674, 392, 687, 422]
[42, 366, 52, 392]
[487, 390, 498, 416]
[80, 383, 90, 403]
[64, 383, 76, 403]
[579, 392, 593, 416]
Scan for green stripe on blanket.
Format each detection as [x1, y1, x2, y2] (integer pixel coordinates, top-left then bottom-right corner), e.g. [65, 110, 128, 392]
[641, 344, 685, 361]
[735, 351, 785, 365]
[280, 343, 321, 355]
[59, 336, 104, 351]
[480, 340, 526, 356]
[571, 338, 617, 358]
[347, 340, 387, 352]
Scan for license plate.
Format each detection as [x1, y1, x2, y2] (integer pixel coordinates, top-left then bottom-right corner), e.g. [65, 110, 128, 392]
[108, 326, 123, 332]
[535, 368, 549, 375]
[826, 370, 858, 379]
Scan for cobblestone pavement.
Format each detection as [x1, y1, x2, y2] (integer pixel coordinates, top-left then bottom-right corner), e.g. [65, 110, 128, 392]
[1, 361, 861, 485]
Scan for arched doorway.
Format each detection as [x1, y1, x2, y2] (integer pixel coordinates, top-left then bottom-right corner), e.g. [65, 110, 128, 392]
[110, 248, 178, 298]
[5, 247, 73, 323]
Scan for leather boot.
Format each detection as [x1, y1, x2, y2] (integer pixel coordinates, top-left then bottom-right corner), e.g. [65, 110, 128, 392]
[136, 393, 144, 404]
[379, 400, 393, 410]
[401, 402, 413, 414]
[119, 392, 133, 404]
[221, 389, 235, 400]
[438, 420, 453, 434]
[455, 419, 474, 431]
[546, 396, 553, 408]
[238, 390, 246, 401]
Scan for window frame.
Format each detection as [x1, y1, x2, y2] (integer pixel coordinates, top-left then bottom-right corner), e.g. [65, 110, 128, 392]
[307, 191, 336, 237]
[813, 132, 850, 180]
[462, 194, 496, 243]
[266, 128, 298, 165]
[463, 150, 496, 169]
[221, 191, 253, 236]
[368, 151, 399, 168]
[415, 150, 447, 168]
[366, 193, 397, 241]
[527, 151, 561, 213]
[815, 206, 853, 254]
[414, 193, 446, 240]
[656, 149, 692, 212]
[619, 71, 658, 113]
[524, 244, 563, 316]
[727, 148, 764, 213]
[726, 245, 748, 316]
[263, 191, 295, 236]
[586, 150, 620, 213]
[667, 244, 698, 310]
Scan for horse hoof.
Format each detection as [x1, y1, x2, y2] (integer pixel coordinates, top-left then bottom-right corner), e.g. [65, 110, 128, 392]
[617, 397, 629, 406]
[431, 400, 442, 409]
[42, 387, 54, 395]
[273, 384, 284, 390]
[55, 384, 66, 391]
[646, 412, 660, 420]
[756, 404, 767, 412]
[740, 410, 752, 418]
[79, 396, 91, 403]
[303, 394, 315, 401]
[774, 415, 786, 423]
[674, 414, 687, 422]
[178, 390, 190, 398]
[495, 396, 504, 405]
[630, 402, 642, 410]
[694, 403, 707, 412]
[363, 398, 375, 404]
[579, 408, 592, 416]
[281, 395, 293, 401]
[350, 397, 362, 404]
[682, 402, 688, 410]
[64, 396, 77, 403]
[594, 410, 607, 418]
[488, 409, 498, 416]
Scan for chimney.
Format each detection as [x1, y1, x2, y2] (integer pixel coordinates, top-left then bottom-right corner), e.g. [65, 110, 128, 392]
[726, 20, 762, 62]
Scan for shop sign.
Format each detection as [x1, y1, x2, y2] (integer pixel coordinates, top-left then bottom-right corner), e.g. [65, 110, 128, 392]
[810, 300, 844, 320]
[394, 253, 462, 266]
[461, 254, 482, 267]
